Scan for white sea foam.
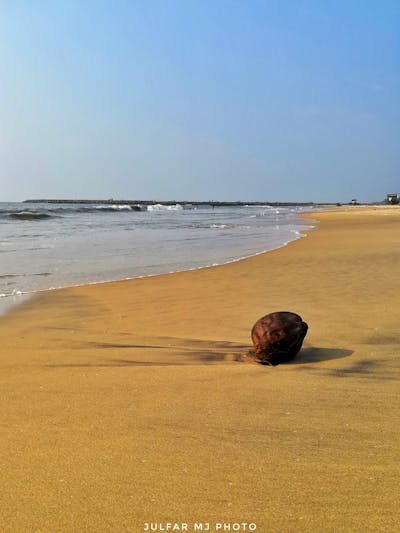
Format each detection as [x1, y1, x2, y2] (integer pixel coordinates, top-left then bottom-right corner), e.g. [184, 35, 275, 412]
[147, 203, 183, 211]
[94, 204, 133, 211]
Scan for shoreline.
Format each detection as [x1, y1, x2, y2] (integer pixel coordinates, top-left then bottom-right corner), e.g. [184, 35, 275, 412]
[1, 205, 399, 532]
[0, 212, 314, 316]
[1, 203, 392, 315]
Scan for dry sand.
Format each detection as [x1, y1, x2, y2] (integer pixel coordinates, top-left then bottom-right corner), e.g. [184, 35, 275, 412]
[1, 206, 399, 532]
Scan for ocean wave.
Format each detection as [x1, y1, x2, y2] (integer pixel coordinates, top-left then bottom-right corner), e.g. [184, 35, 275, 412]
[179, 222, 251, 230]
[0, 272, 50, 279]
[0, 205, 148, 217]
[208, 223, 250, 230]
[250, 209, 282, 217]
[147, 204, 183, 211]
[8, 211, 53, 220]
[93, 204, 140, 212]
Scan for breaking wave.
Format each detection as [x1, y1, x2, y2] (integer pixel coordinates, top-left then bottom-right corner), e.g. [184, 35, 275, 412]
[8, 211, 53, 220]
[93, 204, 144, 212]
[147, 203, 183, 211]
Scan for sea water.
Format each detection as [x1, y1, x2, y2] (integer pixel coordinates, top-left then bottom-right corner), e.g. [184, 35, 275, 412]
[0, 202, 315, 314]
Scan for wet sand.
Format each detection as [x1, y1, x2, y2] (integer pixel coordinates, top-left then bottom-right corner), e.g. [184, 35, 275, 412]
[1, 206, 399, 532]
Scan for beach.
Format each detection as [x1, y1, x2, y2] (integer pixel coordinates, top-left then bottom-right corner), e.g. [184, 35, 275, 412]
[1, 206, 399, 532]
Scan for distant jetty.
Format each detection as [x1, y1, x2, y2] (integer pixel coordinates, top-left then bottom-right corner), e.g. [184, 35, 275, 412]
[24, 199, 323, 207]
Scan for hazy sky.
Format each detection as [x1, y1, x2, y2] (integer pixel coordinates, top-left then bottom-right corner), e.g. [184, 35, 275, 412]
[1, 1, 399, 202]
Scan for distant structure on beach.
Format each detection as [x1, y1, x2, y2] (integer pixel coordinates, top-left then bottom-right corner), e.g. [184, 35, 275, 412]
[386, 193, 400, 205]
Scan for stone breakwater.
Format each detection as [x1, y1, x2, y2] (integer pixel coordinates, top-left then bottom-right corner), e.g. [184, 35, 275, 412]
[24, 198, 322, 207]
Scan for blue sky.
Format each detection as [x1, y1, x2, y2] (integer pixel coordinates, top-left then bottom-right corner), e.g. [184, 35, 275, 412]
[1, 0, 399, 202]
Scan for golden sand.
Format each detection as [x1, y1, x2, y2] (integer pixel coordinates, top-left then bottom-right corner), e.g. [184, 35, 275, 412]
[1, 206, 399, 532]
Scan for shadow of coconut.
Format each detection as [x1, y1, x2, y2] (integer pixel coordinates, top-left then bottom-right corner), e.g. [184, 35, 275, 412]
[44, 338, 249, 367]
[291, 347, 353, 364]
